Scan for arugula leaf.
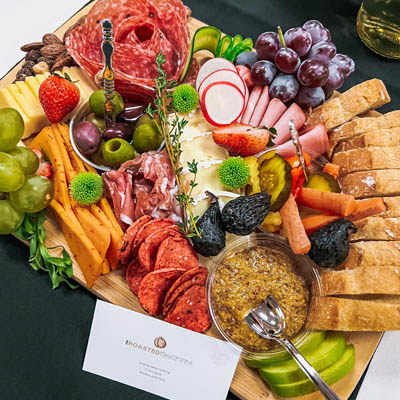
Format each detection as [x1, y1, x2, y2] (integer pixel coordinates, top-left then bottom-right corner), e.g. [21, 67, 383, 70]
[15, 211, 77, 290]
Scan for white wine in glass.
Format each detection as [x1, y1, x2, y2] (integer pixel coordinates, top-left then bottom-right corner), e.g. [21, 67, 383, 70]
[357, 0, 400, 59]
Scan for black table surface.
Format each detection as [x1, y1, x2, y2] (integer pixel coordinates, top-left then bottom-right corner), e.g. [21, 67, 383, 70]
[1, 1, 399, 399]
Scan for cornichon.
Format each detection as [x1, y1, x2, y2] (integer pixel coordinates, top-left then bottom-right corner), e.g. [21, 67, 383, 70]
[258, 153, 292, 212]
[303, 172, 341, 193]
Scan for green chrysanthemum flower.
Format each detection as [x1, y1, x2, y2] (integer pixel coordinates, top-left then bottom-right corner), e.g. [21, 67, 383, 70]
[218, 157, 250, 189]
[172, 84, 199, 114]
[70, 172, 103, 206]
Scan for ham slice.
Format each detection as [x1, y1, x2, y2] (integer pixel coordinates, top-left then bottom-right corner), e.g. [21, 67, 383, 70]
[249, 85, 270, 127]
[236, 65, 253, 89]
[273, 103, 306, 145]
[241, 86, 262, 124]
[275, 123, 328, 158]
[259, 98, 287, 128]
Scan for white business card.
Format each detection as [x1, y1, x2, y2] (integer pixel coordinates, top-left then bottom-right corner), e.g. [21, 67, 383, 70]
[83, 300, 242, 400]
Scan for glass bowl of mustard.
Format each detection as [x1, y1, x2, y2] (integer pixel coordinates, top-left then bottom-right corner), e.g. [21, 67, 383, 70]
[207, 232, 322, 365]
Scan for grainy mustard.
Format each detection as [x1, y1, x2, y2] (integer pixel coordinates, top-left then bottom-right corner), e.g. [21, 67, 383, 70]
[212, 246, 309, 350]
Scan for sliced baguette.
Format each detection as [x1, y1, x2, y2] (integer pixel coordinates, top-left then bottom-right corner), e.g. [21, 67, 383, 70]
[327, 109, 400, 157]
[340, 169, 400, 198]
[320, 266, 400, 295]
[340, 241, 400, 269]
[332, 146, 400, 175]
[352, 216, 400, 240]
[306, 296, 400, 331]
[335, 127, 400, 153]
[306, 79, 390, 132]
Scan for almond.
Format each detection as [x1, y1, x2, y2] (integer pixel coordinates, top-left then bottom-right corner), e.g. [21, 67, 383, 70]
[51, 53, 74, 72]
[40, 44, 66, 59]
[20, 42, 44, 52]
[42, 33, 64, 46]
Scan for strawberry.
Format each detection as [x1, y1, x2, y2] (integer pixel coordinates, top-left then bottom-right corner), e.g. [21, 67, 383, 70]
[212, 123, 271, 157]
[39, 74, 80, 123]
[36, 162, 52, 179]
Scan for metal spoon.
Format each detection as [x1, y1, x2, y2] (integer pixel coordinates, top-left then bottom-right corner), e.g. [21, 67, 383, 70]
[245, 295, 341, 400]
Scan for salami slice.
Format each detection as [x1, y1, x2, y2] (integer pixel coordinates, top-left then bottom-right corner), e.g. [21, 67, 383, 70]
[138, 228, 184, 271]
[132, 218, 178, 257]
[118, 215, 152, 264]
[126, 258, 148, 296]
[163, 267, 208, 315]
[155, 236, 198, 271]
[164, 285, 210, 333]
[138, 267, 186, 316]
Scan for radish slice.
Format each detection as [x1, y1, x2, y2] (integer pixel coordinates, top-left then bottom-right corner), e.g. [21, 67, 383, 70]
[259, 98, 287, 128]
[241, 86, 263, 124]
[198, 68, 246, 99]
[273, 103, 306, 145]
[249, 86, 270, 127]
[201, 81, 245, 127]
[275, 124, 328, 158]
[196, 58, 236, 90]
[236, 65, 254, 89]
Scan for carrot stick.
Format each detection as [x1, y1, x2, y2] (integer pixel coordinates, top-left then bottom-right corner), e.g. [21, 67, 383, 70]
[348, 198, 387, 221]
[301, 213, 341, 234]
[298, 187, 356, 217]
[322, 163, 340, 179]
[280, 194, 311, 254]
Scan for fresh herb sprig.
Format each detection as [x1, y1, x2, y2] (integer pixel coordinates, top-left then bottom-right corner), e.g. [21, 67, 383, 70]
[146, 52, 201, 238]
[15, 211, 77, 289]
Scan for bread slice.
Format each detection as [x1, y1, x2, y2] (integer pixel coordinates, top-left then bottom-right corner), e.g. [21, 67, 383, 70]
[335, 127, 400, 153]
[339, 169, 400, 198]
[332, 146, 400, 175]
[320, 266, 400, 295]
[352, 217, 400, 240]
[306, 79, 390, 132]
[328, 110, 400, 157]
[340, 241, 400, 269]
[382, 197, 400, 217]
[306, 295, 400, 330]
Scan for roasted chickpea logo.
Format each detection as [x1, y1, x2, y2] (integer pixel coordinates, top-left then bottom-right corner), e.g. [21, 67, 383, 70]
[154, 336, 167, 348]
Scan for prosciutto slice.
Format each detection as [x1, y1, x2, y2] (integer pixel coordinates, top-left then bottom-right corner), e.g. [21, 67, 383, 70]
[103, 150, 181, 230]
[65, 0, 190, 101]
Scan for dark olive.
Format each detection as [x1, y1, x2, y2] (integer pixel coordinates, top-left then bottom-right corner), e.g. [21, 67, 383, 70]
[102, 122, 133, 142]
[74, 121, 101, 155]
[117, 102, 147, 124]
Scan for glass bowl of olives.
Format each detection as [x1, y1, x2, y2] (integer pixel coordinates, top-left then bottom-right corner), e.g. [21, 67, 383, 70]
[70, 91, 163, 171]
[207, 233, 322, 364]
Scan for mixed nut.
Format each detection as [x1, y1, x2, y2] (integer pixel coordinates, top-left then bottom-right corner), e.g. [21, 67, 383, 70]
[16, 33, 76, 81]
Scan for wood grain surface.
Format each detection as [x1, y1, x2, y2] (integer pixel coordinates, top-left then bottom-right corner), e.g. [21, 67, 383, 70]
[2, 2, 383, 399]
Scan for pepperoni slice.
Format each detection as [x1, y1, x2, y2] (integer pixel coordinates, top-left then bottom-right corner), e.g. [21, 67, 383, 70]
[137, 267, 186, 316]
[126, 258, 148, 296]
[155, 236, 198, 271]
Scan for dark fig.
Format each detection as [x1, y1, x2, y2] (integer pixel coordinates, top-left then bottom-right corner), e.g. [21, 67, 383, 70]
[308, 219, 357, 268]
[191, 191, 226, 257]
[222, 192, 271, 236]
[103, 122, 133, 142]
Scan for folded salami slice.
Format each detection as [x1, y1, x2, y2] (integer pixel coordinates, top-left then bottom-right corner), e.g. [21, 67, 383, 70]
[138, 267, 186, 316]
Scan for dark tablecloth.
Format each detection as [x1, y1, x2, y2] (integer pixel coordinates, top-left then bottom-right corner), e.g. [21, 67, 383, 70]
[1, 0, 399, 399]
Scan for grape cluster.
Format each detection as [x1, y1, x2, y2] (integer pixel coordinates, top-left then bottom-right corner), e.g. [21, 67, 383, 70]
[235, 20, 355, 109]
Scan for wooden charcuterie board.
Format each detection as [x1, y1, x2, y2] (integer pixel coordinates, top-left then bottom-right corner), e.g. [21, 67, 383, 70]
[2, 2, 382, 399]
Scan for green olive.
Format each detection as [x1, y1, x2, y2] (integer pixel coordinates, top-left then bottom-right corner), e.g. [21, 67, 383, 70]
[132, 122, 163, 153]
[102, 138, 135, 168]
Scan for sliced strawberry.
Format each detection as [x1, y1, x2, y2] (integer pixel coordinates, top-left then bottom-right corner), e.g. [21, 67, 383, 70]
[36, 162, 52, 179]
[212, 123, 270, 157]
[31, 148, 42, 160]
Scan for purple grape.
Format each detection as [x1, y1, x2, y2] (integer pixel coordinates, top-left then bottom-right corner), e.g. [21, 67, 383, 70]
[274, 47, 300, 74]
[269, 73, 300, 103]
[294, 86, 325, 109]
[331, 53, 355, 78]
[235, 51, 259, 69]
[303, 20, 331, 44]
[297, 59, 329, 88]
[251, 60, 277, 86]
[307, 41, 337, 65]
[255, 32, 281, 61]
[322, 62, 345, 99]
[284, 27, 312, 57]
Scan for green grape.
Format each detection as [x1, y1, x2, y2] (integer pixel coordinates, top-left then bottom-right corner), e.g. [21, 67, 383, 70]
[0, 152, 25, 192]
[0, 198, 25, 234]
[10, 175, 54, 213]
[0, 108, 25, 152]
[8, 147, 39, 174]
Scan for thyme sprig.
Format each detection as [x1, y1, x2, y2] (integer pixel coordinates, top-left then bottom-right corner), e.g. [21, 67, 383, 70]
[146, 52, 200, 238]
